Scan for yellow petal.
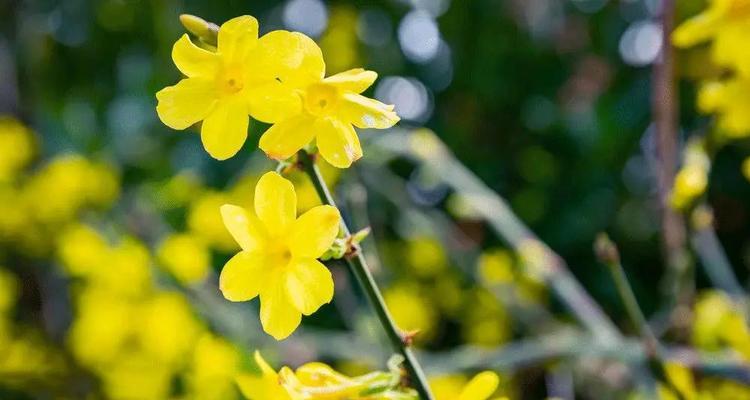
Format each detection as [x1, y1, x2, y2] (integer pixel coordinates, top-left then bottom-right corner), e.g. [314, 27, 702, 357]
[315, 118, 362, 168]
[254, 172, 297, 236]
[252, 30, 325, 88]
[287, 205, 340, 258]
[458, 371, 499, 400]
[219, 251, 267, 302]
[258, 115, 317, 161]
[259, 281, 302, 340]
[672, 14, 718, 48]
[156, 78, 217, 130]
[201, 98, 249, 160]
[220, 204, 267, 251]
[323, 68, 377, 94]
[285, 258, 334, 315]
[247, 81, 304, 124]
[339, 93, 400, 129]
[217, 15, 259, 63]
[172, 34, 219, 78]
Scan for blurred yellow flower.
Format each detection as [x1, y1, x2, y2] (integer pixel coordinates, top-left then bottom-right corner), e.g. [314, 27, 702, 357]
[477, 249, 515, 285]
[406, 236, 448, 277]
[696, 78, 750, 138]
[157, 16, 262, 160]
[0, 268, 19, 314]
[157, 233, 211, 285]
[383, 283, 437, 342]
[188, 334, 242, 400]
[0, 116, 35, 182]
[220, 172, 340, 340]
[320, 6, 360, 73]
[431, 371, 503, 400]
[673, 0, 750, 75]
[22, 155, 119, 224]
[254, 31, 399, 167]
[57, 223, 109, 277]
[188, 191, 239, 252]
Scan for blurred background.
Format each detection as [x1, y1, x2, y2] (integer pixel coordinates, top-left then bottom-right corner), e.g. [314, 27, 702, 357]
[1, 0, 750, 398]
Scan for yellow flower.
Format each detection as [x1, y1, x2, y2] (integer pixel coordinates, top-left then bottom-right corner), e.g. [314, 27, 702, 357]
[220, 171, 340, 340]
[673, 0, 750, 75]
[431, 371, 502, 400]
[254, 32, 399, 168]
[237, 351, 409, 400]
[156, 16, 262, 160]
[157, 233, 211, 285]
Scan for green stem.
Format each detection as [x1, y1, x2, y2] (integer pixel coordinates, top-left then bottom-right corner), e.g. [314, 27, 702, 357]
[297, 150, 434, 400]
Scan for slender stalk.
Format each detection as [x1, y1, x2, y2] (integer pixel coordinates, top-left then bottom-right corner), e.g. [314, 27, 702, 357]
[297, 150, 435, 400]
[690, 205, 744, 298]
[595, 234, 658, 349]
[653, 0, 691, 305]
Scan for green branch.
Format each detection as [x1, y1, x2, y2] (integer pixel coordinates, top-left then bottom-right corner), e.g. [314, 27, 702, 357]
[296, 150, 434, 400]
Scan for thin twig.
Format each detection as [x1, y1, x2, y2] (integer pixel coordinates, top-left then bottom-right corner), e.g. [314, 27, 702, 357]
[653, 0, 691, 304]
[371, 130, 622, 344]
[690, 205, 745, 299]
[296, 150, 435, 400]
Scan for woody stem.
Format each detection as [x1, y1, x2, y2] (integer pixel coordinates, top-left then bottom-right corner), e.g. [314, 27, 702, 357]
[297, 149, 435, 400]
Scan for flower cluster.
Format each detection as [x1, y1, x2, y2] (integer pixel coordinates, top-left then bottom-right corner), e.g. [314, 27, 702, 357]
[156, 15, 399, 167]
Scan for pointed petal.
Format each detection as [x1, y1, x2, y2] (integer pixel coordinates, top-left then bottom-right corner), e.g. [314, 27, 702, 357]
[252, 30, 325, 88]
[172, 34, 219, 78]
[200, 99, 249, 160]
[258, 115, 316, 161]
[285, 258, 334, 315]
[315, 118, 362, 168]
[254, 172, 297, 236]
[247, 81, 303, 123]
[288, 205, 340, 258]
[156, 78, 217, 130]
[259, 281, 302, 340]
[323, 68, 377, 94]
[458, 371, 500, 400]
[220, 204, 267, 252]
[217, 15, 259, 63]
[254, 351, 278, 377]
[219, 251, 267, 302]
[339, 93, 400, 129]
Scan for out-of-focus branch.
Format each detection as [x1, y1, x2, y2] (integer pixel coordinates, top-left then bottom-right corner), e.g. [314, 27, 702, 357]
[370, 130, 621, 345]
[653, 0, 691, 305]
[690, 205, 744, 298]
[423, 331, 750, 385]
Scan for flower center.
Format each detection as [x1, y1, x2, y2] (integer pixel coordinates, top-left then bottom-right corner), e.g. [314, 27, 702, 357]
[218, 65, 245, 95]
[304, 83, 339, 116]
[268, 241, 293, 267]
